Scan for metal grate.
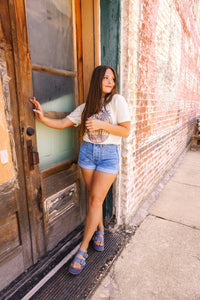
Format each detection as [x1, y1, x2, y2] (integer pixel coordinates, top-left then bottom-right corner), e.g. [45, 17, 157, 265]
[1, 225, 84, 300]
[29, 230, 131, 300]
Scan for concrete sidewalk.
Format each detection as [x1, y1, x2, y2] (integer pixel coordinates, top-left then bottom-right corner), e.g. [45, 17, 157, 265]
[91, 150, 200, 300]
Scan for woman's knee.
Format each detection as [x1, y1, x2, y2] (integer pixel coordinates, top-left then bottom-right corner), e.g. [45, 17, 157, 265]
[89, 194, 103, 209]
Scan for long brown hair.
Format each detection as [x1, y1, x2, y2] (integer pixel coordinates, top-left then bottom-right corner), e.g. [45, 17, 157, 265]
[80, 65, 118, 137]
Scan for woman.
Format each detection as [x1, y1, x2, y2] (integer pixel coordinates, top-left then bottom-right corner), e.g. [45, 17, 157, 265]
[30, 65, 131, 275]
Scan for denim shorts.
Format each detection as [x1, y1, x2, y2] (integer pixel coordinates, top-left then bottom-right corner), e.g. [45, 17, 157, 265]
[78, 141, 120, 174]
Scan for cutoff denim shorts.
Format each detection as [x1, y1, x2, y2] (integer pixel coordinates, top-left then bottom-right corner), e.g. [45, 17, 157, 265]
[78, 141, 120, 174]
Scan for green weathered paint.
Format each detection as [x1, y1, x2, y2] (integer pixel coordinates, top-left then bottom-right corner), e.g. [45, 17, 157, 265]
[100, 0, 121, 87]
[100, 0, 121, 220]
[103, 185, 113, 222]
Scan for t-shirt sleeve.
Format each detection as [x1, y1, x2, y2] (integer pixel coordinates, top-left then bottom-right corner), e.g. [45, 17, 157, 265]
[67, 103, 85, 127]
[114, 95, 131, 123]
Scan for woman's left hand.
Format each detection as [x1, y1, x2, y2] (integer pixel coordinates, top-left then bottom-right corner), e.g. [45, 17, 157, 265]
[85, 117, 104, 131]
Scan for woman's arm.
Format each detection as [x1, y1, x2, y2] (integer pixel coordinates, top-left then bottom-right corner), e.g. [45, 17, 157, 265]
[85, 118, 131, 137]
[30, 97, 75, 129]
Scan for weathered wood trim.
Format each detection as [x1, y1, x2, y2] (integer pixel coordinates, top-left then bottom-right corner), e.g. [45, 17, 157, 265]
[80, 0, 100, 99]
[71, 0, 81, 155]
[43, 111, 70, 119]
[75, 0, 83, 105]
[81, 0, 95, 101]
[32, 64, 76, 77]
[94, 0, 101, 66]
[42, 164, 80, 199]
[0, 1, 12, 46]
[0, 245, 24, 290]
[0, 193, 17, 219]
[72, 0, 78, 109]
[0, 244, 23, 265]
[41, 158, 78, 179]
[45, 204, 81, 251]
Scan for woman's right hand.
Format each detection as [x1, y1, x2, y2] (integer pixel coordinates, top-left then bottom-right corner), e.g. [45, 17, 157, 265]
[30, 96, 75, 129]
[29, 97, 44, 121]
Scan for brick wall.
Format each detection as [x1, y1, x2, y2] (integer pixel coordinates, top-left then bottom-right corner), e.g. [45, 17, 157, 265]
[116, 0, 200, 224]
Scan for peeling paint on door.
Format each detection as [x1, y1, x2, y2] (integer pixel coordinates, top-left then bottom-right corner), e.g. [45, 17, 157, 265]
[0, 74, 14, 185]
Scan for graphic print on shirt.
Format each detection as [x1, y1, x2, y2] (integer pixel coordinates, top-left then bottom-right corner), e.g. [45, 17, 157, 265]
[87, 109, 112, 143]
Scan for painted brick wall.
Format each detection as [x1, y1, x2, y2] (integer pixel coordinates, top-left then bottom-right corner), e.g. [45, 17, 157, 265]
[117, 0, 200, 224]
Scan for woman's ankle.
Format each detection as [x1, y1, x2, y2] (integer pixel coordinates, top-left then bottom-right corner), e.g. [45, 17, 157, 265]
[97, 225, 104, 232]
[79, 243, 88, 253]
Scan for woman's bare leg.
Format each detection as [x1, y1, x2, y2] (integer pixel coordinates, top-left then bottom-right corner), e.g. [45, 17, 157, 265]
[80, 170, 117, 251]
[71, 169, 116, 270]
[81, 168, 104, 242]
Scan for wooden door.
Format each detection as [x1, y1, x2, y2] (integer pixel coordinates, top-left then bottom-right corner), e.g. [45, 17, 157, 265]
[10, 0, 90, 258]
[26, 0, 88, 253]
[0, 0, 32, 290]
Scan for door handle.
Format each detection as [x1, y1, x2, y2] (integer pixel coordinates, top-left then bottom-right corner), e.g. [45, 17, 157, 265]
[26, 127, 35, 136]
[27, 139, 39, 170]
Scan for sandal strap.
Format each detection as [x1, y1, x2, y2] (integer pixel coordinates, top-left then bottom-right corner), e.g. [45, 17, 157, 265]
[92, 230, 104, 242]
[77, 249, 88, 259]
[73, 256, 86, 266]
[95, 230, 104, 235]
[93, 236, 104, 242]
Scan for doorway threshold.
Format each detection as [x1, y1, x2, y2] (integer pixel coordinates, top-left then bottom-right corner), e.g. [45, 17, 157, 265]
[0, 224, 84, 300]
[1, 228, 133, 300]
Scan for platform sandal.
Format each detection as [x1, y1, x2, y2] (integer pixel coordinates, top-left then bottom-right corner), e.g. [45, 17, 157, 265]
[92, 230, 104, 252]
[69, 249, 88, 275]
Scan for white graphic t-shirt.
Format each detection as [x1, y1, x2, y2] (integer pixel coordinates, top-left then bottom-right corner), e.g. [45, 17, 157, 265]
[67, 94, 131, 145]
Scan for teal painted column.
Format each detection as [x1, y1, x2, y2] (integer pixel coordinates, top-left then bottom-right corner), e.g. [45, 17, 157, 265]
[100, 0, 121, 86]
[100, 0, 121, 222]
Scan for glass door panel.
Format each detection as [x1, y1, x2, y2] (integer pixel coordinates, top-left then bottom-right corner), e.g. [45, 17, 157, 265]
[26, 0, 73, 70]
[35, 123, 76, 169]
[32, 71, 74, 111]
[26, 0, 77, 170]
